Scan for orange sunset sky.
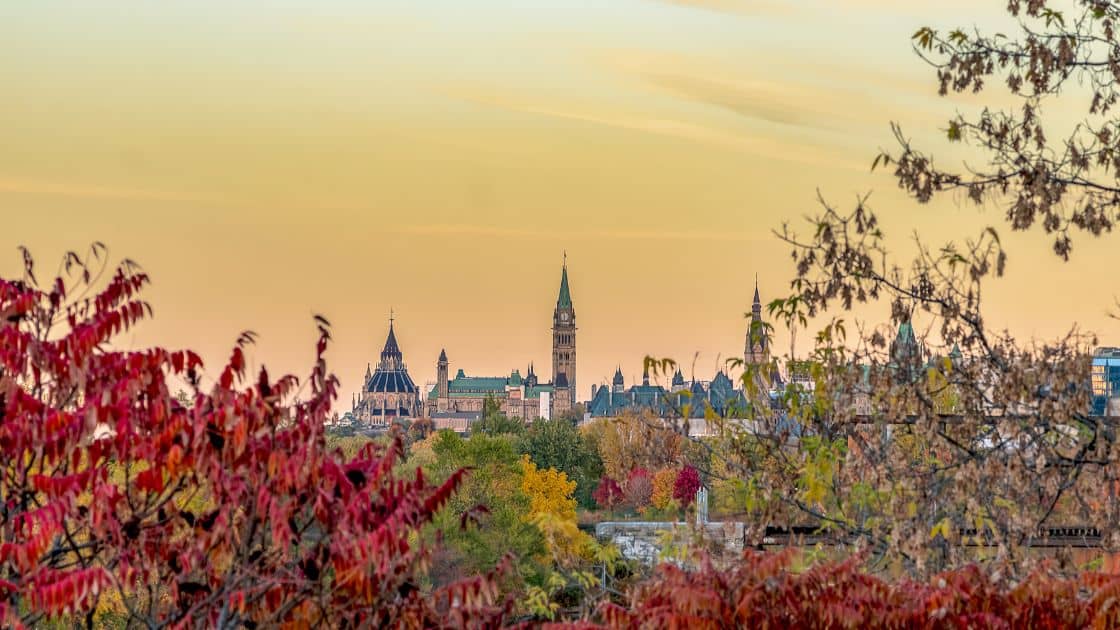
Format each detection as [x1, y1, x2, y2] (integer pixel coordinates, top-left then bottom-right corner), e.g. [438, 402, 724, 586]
[3, 0, 1117, 406]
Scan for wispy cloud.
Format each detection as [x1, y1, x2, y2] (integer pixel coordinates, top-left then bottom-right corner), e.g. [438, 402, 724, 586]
[642, 72, 829, 130]
[442, 86, 865, 171]
[596, 48, 950, 137]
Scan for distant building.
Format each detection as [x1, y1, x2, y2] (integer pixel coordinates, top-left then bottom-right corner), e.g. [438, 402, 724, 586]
[589, 280, 775, 420]
[744, 279, 769, 366]
[426, 258, 577, 424]
[587, 363, 747, 420]
[427, 360, 555, 422]
[1092, 347, 1120, 416]
[351, 318, 422, 426]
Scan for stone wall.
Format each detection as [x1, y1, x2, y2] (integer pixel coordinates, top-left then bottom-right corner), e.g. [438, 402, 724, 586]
[594, 521, 745, 564]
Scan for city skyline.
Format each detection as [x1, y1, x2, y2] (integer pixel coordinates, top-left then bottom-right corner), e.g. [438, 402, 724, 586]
[351, 257, 768, 407]
[4, 0, 1117, 407]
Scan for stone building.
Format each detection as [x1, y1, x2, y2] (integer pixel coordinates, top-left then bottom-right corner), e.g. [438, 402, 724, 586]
[587, 363, 747, 421]
[589, 280, 775, 421]
[426, 259, 577, 424]
[350, 319, 422, 426]
[427, 359, 556, 422]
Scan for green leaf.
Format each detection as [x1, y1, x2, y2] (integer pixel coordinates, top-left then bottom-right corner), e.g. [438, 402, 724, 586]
[947, 120, 962, 142]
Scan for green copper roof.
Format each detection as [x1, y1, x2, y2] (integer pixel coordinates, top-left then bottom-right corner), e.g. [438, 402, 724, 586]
[557, 265, 572, 309]
[451, 377, 507, 392]
[428, 381, 555, 400]
[525, 384, 555, 398]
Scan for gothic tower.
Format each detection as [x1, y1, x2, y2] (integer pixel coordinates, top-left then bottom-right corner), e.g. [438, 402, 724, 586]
[436, 348, 449, 413]
[744, 278, 769, 366]
[552, 257, 576, 410]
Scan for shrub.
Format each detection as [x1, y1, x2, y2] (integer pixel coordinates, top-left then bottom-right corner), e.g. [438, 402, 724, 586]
[0, 249, 509, 627]
[593, 478, 624, 512]
[673, 465, 702, 508]
[600, 550, 1120, 629]
[623, 468, 652, 512]
[650, 468, 677, 512]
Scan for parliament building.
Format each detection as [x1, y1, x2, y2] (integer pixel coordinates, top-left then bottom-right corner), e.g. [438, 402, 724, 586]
[350, 318, 423, 425]
[426, 260, 577, 426]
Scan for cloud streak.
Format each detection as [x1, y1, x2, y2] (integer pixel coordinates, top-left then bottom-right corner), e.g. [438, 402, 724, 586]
[443, 86, 866, 171]
[642, 73, 830, 130]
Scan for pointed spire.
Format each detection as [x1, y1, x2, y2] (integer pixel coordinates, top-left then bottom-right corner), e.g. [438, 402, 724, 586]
[381, 317, 401, 359]
[752, 275, 762, 319]
[439, 348, 447, 362]
[642, 361, 650, 386]
[556, 255, 572, 309]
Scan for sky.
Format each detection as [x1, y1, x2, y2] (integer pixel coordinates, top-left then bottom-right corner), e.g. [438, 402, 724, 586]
[2, 0, 1116, 407]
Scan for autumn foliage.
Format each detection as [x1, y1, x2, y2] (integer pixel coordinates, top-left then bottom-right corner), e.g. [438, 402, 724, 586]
[0, 248, 509, 627]
[599, 550, 1120, 629]
[621, 469, 651, 512]
[12, 247, 1120, 627]
[592, 478, 623, 513]
[650, 468, 677, 512]
[672, 465, 701, 509]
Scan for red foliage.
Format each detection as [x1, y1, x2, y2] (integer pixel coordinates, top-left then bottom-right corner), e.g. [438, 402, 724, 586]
[622, 468, 652, 510]
[672, 465, 701, 508]
[0, 249, 510, 627]
[597, 550, 1120, 629]
[593, 478, 624, 512]
[12, 248, 1120, 628]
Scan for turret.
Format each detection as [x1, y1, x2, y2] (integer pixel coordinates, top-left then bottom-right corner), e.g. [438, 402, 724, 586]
[671, 368, 686, 392]
[745, 276, 769, 366]
[437, 348, 449, 413]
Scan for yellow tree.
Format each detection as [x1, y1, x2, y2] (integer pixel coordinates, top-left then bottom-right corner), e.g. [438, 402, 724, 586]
[520, 455, 578, 522]
[651, 467, 678, 511]
[519, 456, 617, 620]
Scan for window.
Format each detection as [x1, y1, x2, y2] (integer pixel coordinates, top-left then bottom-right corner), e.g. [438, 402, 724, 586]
[1093, 364, 1107, 396]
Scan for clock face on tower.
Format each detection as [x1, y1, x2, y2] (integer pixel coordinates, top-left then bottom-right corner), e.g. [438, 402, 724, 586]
[560, 313, 569, 322]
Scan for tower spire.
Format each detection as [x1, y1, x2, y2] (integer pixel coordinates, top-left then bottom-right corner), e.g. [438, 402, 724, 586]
[552, 254, 576, 413]
[752, 275, 762, 320]
[557, 258, 572, 308]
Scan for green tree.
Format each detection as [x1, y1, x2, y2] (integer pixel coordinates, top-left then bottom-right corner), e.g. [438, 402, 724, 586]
[520, 417, 603, 510]
[472, 394, 526, 436]
[425, 430, 545, 588]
